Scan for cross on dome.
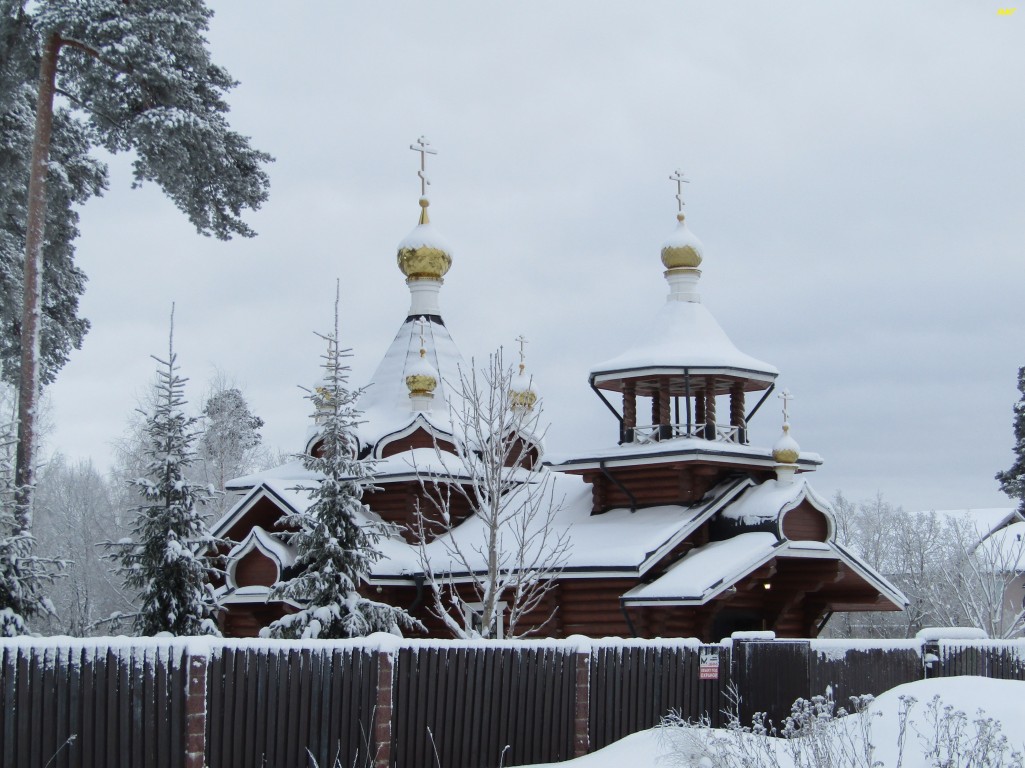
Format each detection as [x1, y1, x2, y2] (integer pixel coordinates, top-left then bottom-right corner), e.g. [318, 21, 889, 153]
[515, 334, 529, 372]
[669, 169, 690, 213]
[778, 388, 794, 423]
[415, 317, 428, 355]
[410, 136, 437, 197]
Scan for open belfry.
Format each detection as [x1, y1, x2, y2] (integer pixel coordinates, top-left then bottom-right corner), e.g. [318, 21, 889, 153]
[210, 141, 906, 640]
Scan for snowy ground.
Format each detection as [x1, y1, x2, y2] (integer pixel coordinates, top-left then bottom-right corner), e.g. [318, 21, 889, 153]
[523, 677, 1025, 768]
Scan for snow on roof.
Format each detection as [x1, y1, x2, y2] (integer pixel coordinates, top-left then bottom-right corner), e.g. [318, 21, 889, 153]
[622, 532, 781, 604]
[547, 435, 822, 471]
[370, 475, 746, 579]
[225, 459, 315, 491]
[975, 520, 1025, 572]
[589, 299, 778, 380]
[622, 532, 907, 609]
[719, 475, 834, 527]
[228, 525, 296, 568]
[355, 316, 468, 449]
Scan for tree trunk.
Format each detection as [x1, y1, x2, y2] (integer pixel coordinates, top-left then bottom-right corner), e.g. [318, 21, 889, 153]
[15, 32, 61, 527]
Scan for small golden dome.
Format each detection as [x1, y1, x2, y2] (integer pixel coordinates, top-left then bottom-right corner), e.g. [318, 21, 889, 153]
[397, 198, 453, 281]
[405, 348, 438, 398]
[661, 213, 704, 270]
[772, 423, 801, 465]
[510, 363, 538, 411]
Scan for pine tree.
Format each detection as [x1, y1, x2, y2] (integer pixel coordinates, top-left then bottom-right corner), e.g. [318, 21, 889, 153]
[264, 298, 421, 640]
[996, 366, 1025, 516]
[110, 311, 221, 636]
[1, 1, 272, 523]
[0, 414, 60, 635]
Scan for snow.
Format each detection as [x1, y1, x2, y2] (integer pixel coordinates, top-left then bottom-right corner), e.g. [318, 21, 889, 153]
[355, 316, 469, 449]
[915, 626, 990, 641]
[719, 475, 817, 526]
[225, 459, 315, 491]
[548, 435, 823, 472]
[396, 220, 452, 254]
[521, 677, 1025, 768]
[589, 299, 778, 380]
[661, 216, 705, 255]
[622, 532, 780, 603]
[372, 474, 746, 578]
[976, 521, 1025, 572]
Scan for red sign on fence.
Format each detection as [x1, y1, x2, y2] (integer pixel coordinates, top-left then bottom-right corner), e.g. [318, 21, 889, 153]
[699, 650, 720, 680]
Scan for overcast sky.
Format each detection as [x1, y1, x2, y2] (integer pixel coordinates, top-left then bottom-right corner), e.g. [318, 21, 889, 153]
[42, 1, 1024, 513]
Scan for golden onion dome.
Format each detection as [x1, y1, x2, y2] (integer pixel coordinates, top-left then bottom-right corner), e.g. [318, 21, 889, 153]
[397, 198, 453, 281]
[660, 212, 704, 270]
[509, 364, 538, 411]
[405, 348, 438, 398]
[772, 423, 801, 465]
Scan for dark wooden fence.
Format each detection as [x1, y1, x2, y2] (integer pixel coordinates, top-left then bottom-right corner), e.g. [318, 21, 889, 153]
[207, 645, 378, 768]
[4, 636, 1025, 768]
[589, 642, 728, 749]
[1, 642, 188, 768]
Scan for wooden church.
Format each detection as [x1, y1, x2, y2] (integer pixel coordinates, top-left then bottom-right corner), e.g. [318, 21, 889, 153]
[210, 145, 906, 641]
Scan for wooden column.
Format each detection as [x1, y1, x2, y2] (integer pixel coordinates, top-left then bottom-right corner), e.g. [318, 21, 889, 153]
[730, 382, 746, 443]
[695, 388, 705, 430]
[185, 652, 208, 768]
[659, 379, 671, 432]
[623, 382, 637, 442]
[650, 388, 661, 428]
[704, 377, 717, 439]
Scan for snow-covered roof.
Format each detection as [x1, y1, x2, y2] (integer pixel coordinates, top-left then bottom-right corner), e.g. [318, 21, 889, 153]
[548, 435, 822, 472]
[719, 475, 834, 531]
[974, 521, 1025, 573]
[354, 316, 468, 450]
[623, 532, 781, 604]
[370, 474, 750, 580]
[226, 459, 316, 492]
[590, 299, 778, 385]
[622, 533, 908, 609]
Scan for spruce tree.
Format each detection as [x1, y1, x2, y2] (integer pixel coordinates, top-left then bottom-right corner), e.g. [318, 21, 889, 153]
[264, 300, 421, 640]
[110, 312, 221, 636]
[996, 366, 1025, 516]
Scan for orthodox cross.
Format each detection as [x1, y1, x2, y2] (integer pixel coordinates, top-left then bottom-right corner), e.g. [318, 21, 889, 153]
[515, 334, 528, 371]
[778, 388, 794, 423]
[410, 136, 437, 196]
[669, 169, 690, 213]
[415, 317, 428, 353]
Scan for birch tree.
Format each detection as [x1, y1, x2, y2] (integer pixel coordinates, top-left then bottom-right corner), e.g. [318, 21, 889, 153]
[414, 351, 570, 639]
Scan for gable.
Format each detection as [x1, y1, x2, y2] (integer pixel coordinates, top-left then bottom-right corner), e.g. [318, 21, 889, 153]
[780, 500, 830, 542]
[235, 547, 278, 588]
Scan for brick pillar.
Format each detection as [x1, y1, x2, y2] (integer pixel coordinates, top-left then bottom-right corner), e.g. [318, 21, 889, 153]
[373, 651, 395, 768]
[185, 653, 208, 768]
[573, 650, 591, 758]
